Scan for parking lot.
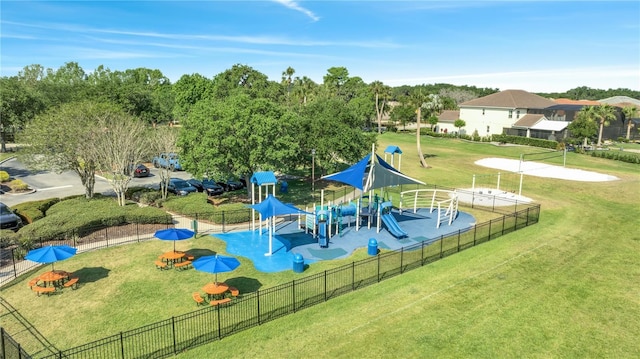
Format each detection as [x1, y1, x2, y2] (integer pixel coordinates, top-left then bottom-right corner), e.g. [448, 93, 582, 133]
[0, 158, 192, 207]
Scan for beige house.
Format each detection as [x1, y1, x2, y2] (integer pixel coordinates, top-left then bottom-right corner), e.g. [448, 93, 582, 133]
[458, 90, 558, 138]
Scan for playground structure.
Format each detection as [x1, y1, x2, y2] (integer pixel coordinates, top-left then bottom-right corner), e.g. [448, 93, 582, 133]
[248, 145, 465, 252]
[249, 171, 278, 233]
[399, 189, 459, 229]
[384, 145, 403, 171]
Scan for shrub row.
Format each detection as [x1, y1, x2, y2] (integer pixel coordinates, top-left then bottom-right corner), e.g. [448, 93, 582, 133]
[159, 192, 251, 224]
[15, 197, 170, 245]
[590, 149, 640, 164]
[491, 134, 558, 149]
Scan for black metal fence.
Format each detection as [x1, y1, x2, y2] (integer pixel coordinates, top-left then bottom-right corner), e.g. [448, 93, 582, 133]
[0, 328, 31, 359]
[2, 202, 540, 358]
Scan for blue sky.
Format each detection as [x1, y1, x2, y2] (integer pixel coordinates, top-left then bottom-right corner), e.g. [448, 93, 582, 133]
[2, 1, 639, 93]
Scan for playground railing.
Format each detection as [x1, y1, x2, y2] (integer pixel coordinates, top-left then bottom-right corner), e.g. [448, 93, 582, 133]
[3, 201, 541, 358]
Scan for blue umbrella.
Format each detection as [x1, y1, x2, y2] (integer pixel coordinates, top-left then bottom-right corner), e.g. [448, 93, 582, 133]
[154, 228, 195, 252]
[25, 245, 77, 270]
[193, 255, 240, 283]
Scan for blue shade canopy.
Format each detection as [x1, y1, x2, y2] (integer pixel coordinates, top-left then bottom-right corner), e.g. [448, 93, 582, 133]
[248, 195, 310, 219]
[154, 228, 195, 251]
[250, 171, 277, 186]
[384, 145, 403, 155]
[193, 255, 241, 283]
[321, 153, 424, 192]
[25, 245, 77, 270]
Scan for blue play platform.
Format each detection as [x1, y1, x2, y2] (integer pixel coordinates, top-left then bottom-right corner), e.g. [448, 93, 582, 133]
[213, 208, 476, 273]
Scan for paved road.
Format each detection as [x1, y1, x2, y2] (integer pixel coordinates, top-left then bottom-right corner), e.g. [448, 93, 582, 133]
[0, 157, 192, 207]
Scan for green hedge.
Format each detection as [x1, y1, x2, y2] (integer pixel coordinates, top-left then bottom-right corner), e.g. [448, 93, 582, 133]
[13, 198, 60, 224]
[590, 149, 640, 164]
[492, 134, 558, 149]
[16, 197, 170, 244]
[160, 193, 251, 224]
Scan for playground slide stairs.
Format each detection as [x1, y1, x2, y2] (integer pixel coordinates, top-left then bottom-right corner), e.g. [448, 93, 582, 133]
[380, 213, 409, 239]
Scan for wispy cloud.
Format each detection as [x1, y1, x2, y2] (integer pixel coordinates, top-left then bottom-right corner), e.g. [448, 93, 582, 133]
[5, 20, 400, 49]
[272, 0, 320, 22]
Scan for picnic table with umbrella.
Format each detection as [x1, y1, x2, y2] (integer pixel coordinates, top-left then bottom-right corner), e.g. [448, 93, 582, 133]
[25, 245, 78, 293]
[193, 255, 240, 299]
[154, 228, 194, 266]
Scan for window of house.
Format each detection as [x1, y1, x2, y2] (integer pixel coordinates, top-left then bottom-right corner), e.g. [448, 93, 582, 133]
[516, 110, 520, 118]
[486, 126, 490, 133]
[509, 110, 513, 118]
[482, 109, 485, 115]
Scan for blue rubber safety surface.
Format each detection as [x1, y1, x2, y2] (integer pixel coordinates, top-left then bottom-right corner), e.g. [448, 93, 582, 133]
[213, 208, 476, 273]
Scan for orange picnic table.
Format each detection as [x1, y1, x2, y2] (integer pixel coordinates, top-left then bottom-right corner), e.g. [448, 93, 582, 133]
[202, 282, 229, 300]
[160, 251, 186, 265]
[37, 270, 70, 287]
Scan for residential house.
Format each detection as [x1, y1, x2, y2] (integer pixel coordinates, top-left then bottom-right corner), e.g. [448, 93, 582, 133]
[458, 89, 558, 139]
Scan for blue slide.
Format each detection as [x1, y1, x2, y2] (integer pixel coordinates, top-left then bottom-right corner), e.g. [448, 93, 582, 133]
[381, 213, 408, 239]
[318, 222, 328, 247]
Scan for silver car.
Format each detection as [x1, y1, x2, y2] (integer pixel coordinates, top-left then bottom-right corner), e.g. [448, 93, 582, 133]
[0, 202, 23, 231]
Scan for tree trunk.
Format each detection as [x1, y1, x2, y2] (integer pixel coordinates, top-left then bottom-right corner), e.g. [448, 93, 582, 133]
[416, 108, 429, 168]
[597, 121, 604, 146]
[376, 93, 382, 134]
[77, 164, 96, 199]
[627, 123, 632, 140]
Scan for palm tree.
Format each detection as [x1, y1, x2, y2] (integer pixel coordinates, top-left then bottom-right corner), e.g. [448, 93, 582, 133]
[622, 106, 639, 140]
[292, 76, 316, 105]
[370, 81, 390, 134]
[281, 67, 295, 102]
[592, 104, 617, 146]
[410, 91, 442, 168]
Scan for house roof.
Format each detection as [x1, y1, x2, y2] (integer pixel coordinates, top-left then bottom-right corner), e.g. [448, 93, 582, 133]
[553, 98, 601, 106]
[460, 89, 556, 109]
[437, 110, 460, 123]
[598, 96, 640, 107]
[513, 114, 546, 128]
[530, 120, 569, 132]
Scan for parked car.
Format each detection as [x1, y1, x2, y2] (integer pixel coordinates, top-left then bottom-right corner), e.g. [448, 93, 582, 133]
[152, 153, 183, 171]
[130, 164, 150, 178]
[166, 178, 197, 196]
[217, 178, 245, 192]
[0, 202, 23, 231]
[186, 179, 224, 196]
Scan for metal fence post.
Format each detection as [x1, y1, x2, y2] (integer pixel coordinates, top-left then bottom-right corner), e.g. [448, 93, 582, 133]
[292, 280, 296, 313]
[172, 316, 177, 355]
[1, 327, 6, 359]
[120, 332, 125, 359]
[257, 291, 261, 325]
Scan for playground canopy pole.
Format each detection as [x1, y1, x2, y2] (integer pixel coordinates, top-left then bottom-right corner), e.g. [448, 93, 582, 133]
[251, 183, 256, 231]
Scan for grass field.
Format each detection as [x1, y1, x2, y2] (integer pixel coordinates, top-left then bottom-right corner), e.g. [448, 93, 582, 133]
[2, 133, 639, 358]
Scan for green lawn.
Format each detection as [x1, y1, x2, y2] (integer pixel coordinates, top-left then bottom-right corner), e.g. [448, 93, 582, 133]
[2, 133, 639, 358]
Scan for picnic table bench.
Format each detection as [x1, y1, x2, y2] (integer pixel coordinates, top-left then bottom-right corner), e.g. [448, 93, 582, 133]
[174, 260, 192, 270]
[210, 298, 231, 307]
[155, 260, 169, 270]
[228, 286, 240, 297]
[32, 286, 56, 296]
[63, 277, 79, 289]
[193, 292, 206, 306]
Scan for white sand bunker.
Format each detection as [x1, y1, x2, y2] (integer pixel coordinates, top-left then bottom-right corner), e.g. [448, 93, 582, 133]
[475, 158, 619, 182]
